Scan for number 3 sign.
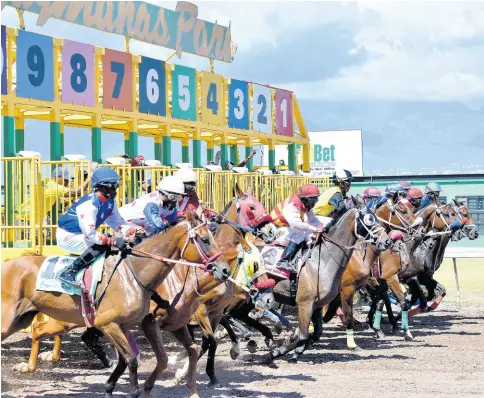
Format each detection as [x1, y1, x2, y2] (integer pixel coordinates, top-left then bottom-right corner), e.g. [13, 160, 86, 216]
[252, 84, 272, 134]
[171, 65, 196, 121]
[228, 79, 249, 130]
[62, 40, 95, 106]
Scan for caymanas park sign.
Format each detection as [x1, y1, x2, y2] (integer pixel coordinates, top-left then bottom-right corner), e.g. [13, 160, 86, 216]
[2, 1, 233, 62]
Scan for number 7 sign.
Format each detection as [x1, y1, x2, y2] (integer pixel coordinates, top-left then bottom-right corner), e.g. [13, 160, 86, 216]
[103, 49, 132, 111]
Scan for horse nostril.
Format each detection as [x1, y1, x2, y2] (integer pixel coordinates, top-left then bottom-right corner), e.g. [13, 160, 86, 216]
[222, 268, 230, 275]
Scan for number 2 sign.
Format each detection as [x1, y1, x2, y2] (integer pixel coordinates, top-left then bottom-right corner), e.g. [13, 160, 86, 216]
[275, 89, 293, 136]
[16, 30, 54, 101]
[171, 65, 196, 121]
[103, 49, 132, 111]
[252, 84, 272, 134]
[62, 40, 95, 106]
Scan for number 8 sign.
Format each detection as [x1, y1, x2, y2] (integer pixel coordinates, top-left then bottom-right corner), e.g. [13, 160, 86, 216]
[171, 65, 196, 121]
[16, 30, 54, 101]
[62, 40, 95, 106]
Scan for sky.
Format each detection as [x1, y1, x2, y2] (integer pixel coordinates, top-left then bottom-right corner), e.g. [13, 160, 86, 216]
[2, 1, 484, 174]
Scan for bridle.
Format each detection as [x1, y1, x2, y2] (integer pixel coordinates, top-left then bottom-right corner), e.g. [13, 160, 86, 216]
[453, 203, 477, 238]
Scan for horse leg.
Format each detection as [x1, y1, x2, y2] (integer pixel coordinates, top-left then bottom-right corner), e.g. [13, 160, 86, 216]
[235, 309, 275, 350]
[387, 276, 413, 341]
[407, 278, 428, 316]
[268, 300, 312, 363]
[418, 273, 446, 310]
[205, 315, 222, 385]
[140, 314, 168, 398]
[171, 326, 200, 398]
[310, 308, 323, 342]
[99, 323, 140, 398]
[219, 315, 240, 359]
[322, 293, 341, 324]
[383, 294, 398, 333]
[341, 286, 359, 350]
[81, 327, 114, 368]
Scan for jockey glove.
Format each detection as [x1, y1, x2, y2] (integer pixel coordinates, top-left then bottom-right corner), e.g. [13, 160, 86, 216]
[113, 237, 127, 250]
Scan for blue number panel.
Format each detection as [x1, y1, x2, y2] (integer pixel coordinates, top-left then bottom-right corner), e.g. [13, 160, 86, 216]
[139, 56, 166, 116]
[16, 30, 54, 101]
[228, 79, 249, 130]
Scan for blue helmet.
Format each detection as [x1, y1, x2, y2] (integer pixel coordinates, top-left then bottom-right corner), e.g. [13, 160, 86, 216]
[425, 182, 442, 194]
[91, 167, 121, 189]
[385, 183, 404, 195]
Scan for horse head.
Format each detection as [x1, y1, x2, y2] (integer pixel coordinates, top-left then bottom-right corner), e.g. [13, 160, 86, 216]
[233, 183, 277, 243]
[350, 195, 393, 252]
[182, 209, 230, 281]
[452, 199, 479, 240]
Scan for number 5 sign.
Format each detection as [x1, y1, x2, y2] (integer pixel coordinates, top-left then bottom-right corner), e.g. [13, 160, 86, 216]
[275, 89, 293, 136]
[103, 49, 132, 111]
[171, 65, 196, 121]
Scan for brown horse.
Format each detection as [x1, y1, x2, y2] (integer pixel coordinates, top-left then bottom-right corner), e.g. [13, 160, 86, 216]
[453, 199, 479, 240]
[174, 185, 277, 385]
[1, 211, 229, 397]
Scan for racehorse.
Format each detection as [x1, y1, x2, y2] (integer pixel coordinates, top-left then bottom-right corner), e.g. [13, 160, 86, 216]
[452, 199, 478, 240]
[1, 210, 230, 397]
[174, 184, 277, 385]
[267, 196, 393, 362]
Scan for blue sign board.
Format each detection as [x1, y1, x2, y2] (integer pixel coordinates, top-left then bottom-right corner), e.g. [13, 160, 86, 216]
[139, 56, 166, 116]
[2, 1, 233, 63]
[228, 79, 249, 130]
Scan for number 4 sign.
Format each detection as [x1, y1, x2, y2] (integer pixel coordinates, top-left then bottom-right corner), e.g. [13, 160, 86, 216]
[275, 89, 293, 136]
[201, 72, 224, 126]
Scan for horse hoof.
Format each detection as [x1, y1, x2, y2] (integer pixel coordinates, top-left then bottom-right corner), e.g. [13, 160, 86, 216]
[230, 344, 240, 360]
[274, 322, 283, 335]
[247, 340, 257, 353]
[404, 331, 414, 341]
[349, 345, 362, 351]
[13, 362, 33, 373]
[265, 338, 275, 349]
[375, 330, 385, 339]
[288, 356, 298, 364]
[209, 376, 219, 386]
[39, 351, 57, 362]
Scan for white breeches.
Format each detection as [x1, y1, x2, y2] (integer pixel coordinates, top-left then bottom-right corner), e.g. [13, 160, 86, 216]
[56, 228, 93, 254]
[275, 216, 333, 245]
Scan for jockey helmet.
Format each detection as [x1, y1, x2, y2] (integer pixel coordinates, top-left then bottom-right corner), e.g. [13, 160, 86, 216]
[92, 167, 121, 199]
[425, 182, 442, 194]
[174, 168, 198, 183]
[157, 176, 186, 202]
[408, 188, 424, 199]
[363, 186, 381, 199]
[131, 155, 145, 167]
[333, 169, 353, 182]
[385, 183, 404, 195]
[298, 184, 320, 210]
[399, 180, 411, 191]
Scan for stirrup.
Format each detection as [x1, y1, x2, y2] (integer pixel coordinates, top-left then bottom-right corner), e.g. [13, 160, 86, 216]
[277, 262, 297, 273]
[58, 275, 82, 288]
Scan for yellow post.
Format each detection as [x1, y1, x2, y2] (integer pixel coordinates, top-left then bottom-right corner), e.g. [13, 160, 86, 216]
[303, 143, 310, 172]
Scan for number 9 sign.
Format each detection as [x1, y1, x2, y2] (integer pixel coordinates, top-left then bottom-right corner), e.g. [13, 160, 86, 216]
[16, 30, 54, 101]
[252, 84, 272, 134]
[139, 56, 166, 116]
[62, 40, 95, 106]
[228, 79, 249, 130]
[171, 65, 196, 121]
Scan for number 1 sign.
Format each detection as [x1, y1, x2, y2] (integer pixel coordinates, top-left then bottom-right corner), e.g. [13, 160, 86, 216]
[139, 56, 166, 116]
[103, 49, 132, 111]
[275, 89, 293, 136]
[62, 40, 95, 106]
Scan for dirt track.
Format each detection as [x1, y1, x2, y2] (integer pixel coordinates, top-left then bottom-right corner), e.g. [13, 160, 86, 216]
[2, 304, 484, 398]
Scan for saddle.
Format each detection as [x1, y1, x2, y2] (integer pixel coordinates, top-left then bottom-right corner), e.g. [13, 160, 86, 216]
[36, 255, 105, 327]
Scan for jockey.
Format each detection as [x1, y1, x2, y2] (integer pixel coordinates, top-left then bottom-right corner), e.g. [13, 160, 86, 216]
[271, 184, 323, 272]
[368, 183, 405, 209]
[407, 187, 424, 209]
[314, 169, 353, 224]
[362, 186, 382, 205]
[418, 182, 442, 210]
[118, 176, 186, 237]
[174, 168, 202, 216]
[56, 167, 137, 285]
[399, 180, 411, 195]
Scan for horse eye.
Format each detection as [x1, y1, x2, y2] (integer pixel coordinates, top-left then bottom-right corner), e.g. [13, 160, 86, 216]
[201, 236, 210, 245]
[249, 204, 256, 211]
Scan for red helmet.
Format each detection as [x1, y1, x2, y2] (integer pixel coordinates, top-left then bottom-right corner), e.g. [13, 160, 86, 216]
[399, 180, 411, 191]
[408, 188, 424, 199]
[298, 184, 320, 198]
[131, 155, 145, 166]
[363, 186, 381, 199]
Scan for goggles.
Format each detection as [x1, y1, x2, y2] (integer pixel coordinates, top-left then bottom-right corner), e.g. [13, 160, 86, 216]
[160, 190, 182, 202]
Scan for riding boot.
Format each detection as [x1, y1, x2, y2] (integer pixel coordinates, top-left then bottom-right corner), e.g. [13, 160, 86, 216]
[276, 241, 301, 273]
[58, 244, 107, 286]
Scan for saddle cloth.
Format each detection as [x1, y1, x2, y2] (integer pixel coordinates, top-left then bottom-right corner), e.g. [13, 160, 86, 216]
[261, 244, 306, 279]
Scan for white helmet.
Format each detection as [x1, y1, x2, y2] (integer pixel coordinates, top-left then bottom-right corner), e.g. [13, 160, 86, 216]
[174, 168, 198, 183]
[157, 176, 185, 196]
[333, 169, 353, 181]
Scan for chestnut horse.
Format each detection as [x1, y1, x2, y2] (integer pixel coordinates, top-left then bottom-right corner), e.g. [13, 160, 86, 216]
[1, 211, 229, 397]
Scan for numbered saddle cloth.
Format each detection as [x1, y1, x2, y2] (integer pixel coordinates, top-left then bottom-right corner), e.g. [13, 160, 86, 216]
[36, 255, 104, 298]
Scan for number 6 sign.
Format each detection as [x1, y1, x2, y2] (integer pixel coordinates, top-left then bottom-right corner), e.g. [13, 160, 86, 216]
[16, 30, 54, 101]
[252, 84, 272, 134]
[139, 56, 166, 116]
[62, 40, 95, 106]
[171, 65, 196, 121]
